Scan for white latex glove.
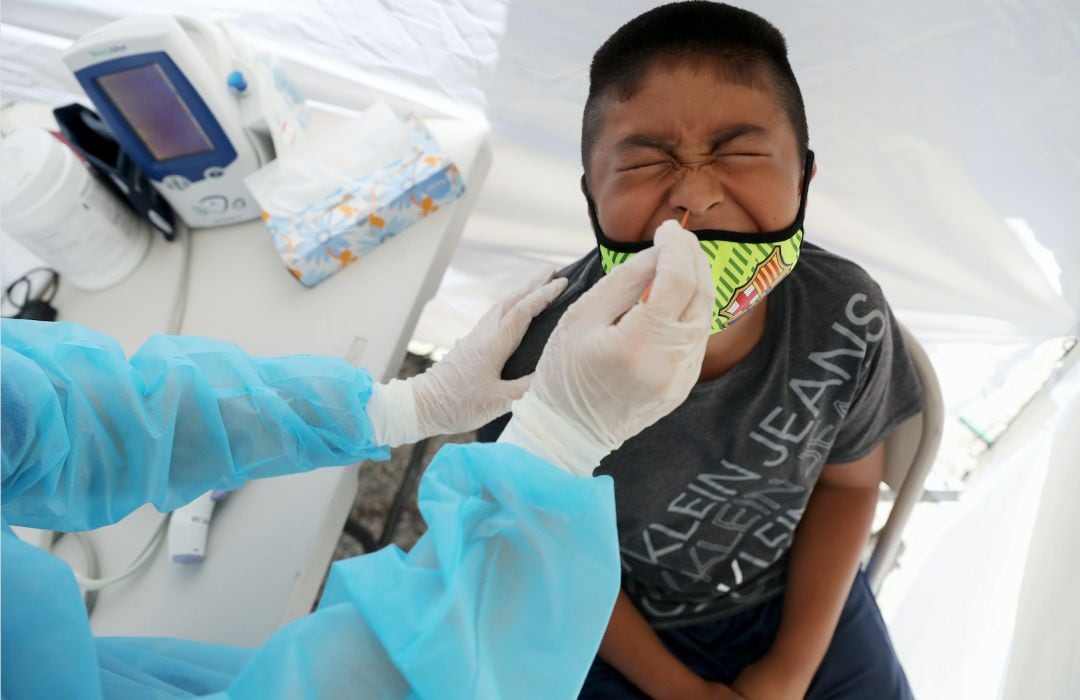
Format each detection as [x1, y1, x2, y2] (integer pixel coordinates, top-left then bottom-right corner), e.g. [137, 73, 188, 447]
[498, 221, 712, 476]
[368, 270, 569, 446]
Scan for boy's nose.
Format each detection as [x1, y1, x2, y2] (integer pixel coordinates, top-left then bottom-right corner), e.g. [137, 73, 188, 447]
[667, 165, 727, 222]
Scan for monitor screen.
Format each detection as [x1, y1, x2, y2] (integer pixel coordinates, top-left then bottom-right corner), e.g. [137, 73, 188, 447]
[96, 63, 215, 162]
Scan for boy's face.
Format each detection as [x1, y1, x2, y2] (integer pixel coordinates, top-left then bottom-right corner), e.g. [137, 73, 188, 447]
[587, 61, 808, 243]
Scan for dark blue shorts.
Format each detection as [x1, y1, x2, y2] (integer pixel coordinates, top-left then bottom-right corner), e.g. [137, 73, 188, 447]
[579, 570, 913, 699]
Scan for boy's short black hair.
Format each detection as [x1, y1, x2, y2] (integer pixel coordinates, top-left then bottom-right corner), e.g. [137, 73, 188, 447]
[582, 1, 808, 174]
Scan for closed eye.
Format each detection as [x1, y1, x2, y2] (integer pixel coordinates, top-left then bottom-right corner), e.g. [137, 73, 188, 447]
[617, 160, 677, 172]
[715, 151, 768, 158]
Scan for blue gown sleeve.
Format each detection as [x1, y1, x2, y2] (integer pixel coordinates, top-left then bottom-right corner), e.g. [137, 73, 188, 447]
[1, 319, 621, 699]
[1, 319, 389, 531]
[93, 443, 620, 700]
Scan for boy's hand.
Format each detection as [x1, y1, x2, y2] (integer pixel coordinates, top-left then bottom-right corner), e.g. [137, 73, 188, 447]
[731, 654, 811, 700]
[680, 677, 746, 700]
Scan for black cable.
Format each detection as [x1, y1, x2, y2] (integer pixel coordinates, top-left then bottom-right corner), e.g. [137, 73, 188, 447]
[377, 437, 431, 549]
[4, 267, 60, 320]
[342, 519, 379, 553]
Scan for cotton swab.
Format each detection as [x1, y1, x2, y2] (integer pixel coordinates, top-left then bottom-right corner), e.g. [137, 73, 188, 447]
[642, 212, 691, 303]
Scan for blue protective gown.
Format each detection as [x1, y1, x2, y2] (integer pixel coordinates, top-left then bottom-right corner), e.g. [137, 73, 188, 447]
[1, 319, 619, 699]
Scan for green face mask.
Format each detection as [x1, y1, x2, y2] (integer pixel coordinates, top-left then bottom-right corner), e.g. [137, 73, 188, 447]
[586, 150, 813, 334]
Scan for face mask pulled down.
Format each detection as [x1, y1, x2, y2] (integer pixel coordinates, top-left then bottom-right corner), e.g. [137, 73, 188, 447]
[585, 151, 814, 334]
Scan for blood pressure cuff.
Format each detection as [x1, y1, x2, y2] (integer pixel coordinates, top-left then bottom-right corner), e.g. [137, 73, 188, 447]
[53, 103, 177, 240]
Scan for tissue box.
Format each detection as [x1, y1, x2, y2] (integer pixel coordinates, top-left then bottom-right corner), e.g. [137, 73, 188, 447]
[259, 115, 465, 287]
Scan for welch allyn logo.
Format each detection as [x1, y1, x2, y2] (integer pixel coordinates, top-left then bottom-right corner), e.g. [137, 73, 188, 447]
[89, 44, 128, 57]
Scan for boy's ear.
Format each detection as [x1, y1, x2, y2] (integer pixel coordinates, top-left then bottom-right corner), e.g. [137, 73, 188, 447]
[799, 159, 818, 193]
[580, 174, 589, 195]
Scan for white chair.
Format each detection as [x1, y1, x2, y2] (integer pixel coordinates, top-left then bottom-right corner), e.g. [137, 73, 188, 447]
[865, 323, 945, 595]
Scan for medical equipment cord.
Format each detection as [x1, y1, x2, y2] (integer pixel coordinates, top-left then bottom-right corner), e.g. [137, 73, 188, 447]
[50, 530, 100, 612]
[167, 219, 193, 334]
[64, 517, 170, 594]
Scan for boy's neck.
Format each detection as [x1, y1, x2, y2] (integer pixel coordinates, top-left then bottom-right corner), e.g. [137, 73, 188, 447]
[698, 298, 770, 382]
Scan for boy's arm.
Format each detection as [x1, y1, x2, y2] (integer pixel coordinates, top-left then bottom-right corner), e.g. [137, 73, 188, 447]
[732, 443, 885, 699]
[599, 591, 742, 699]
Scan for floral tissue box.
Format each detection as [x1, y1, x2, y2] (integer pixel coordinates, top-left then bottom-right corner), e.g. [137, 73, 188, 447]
[256, 115, 465, 287]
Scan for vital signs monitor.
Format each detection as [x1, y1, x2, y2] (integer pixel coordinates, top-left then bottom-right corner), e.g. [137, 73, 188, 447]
[63, 15, 307, 228]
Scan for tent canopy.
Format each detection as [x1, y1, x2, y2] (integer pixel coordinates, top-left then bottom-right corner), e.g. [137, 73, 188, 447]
[3, 0, 1077, 346]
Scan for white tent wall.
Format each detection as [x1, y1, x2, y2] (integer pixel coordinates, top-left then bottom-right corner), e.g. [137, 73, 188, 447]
[3, 1, 1078, 697]
[1003, 360, 1080, 699]
[880, 351, 1080, 699]
[3, 0, 1078, 341]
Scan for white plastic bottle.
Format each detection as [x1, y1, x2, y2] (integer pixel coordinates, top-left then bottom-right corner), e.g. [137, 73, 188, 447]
[0, 128, 150, 290]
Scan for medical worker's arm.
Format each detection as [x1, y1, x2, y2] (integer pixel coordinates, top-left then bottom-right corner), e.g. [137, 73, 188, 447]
[1, 273, 563, 533]
[213, 222, 715, 700]
[369, 269, 568, 447]
[0, 321, 389, 531]
[3, 230, 710, 700]
[731, 445, 884, 700]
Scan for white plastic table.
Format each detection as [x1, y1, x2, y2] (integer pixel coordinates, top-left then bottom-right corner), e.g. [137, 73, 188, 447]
[17, 104, 490, 646]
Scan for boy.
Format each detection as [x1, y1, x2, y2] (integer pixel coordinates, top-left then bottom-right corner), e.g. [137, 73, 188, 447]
[480, 2, 922, 698]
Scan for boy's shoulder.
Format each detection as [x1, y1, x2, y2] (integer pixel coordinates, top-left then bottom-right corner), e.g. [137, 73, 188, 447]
[796, 240, 881, 284]
[555, 249, 604, 298]
[789, 241, 888, 308]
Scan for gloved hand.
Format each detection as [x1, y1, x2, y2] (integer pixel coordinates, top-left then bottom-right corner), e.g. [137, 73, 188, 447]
[368, 270, 569, 446]
[498, 221, 712, 476]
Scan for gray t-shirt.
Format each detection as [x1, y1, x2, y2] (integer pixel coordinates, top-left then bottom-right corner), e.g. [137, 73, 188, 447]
[479, 242, 924, 628]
